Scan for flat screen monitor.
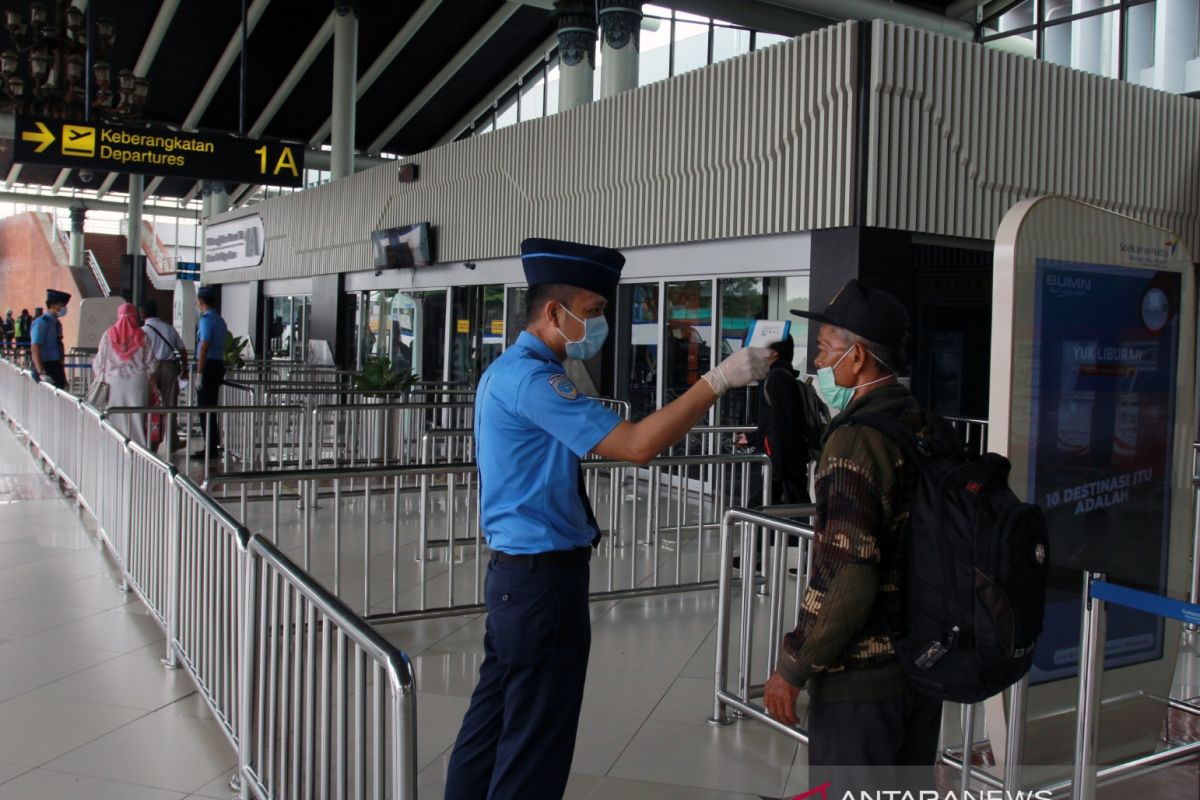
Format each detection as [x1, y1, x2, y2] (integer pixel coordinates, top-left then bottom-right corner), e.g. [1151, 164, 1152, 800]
[372, 223, 433, 268]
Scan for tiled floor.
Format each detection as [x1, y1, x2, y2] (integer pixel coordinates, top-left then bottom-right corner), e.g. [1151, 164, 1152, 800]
[0, 428, 237, 800]
[2, 416, 1199, 799]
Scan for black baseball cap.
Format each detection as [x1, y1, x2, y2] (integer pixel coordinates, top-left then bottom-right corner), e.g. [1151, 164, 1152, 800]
[790, 279, 908, 348]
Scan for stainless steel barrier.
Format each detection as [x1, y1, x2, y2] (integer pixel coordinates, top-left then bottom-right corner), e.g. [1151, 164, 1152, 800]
[203, 451, 772, 621]
[241, 535, 418, 800]
[709, 506, 817, 739]
[0, 356, 421, 800]
[310, 402, 475, 471]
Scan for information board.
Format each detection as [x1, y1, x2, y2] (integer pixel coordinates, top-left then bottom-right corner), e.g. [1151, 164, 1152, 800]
[1027, 260, 1180, 681]
[13, 116, 304, 187]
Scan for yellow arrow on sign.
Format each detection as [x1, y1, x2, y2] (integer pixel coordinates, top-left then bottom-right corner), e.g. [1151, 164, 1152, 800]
[20, 120, 55, 153]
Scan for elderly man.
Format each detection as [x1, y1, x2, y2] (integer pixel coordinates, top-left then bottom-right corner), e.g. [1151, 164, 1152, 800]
[763, 280, 942, 794]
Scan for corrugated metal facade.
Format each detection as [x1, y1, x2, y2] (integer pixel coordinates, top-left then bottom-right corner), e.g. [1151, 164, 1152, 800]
[865, 20, 1200, 251]
[205, 22, 859, 284]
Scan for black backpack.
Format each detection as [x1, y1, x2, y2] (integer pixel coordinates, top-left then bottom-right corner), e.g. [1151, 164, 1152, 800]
[795, 376, 831, 461]
[833, 410, 1050, 703]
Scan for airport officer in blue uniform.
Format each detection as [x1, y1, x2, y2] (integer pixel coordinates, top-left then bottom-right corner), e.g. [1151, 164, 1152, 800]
[444, 238, 775, 800]
[29, 289, 70, 389]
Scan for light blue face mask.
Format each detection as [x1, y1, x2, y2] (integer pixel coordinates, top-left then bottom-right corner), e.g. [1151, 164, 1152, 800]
[817, 346, 891, 412]
[54, 306, 67, 318]
[557, 305, 609, 361]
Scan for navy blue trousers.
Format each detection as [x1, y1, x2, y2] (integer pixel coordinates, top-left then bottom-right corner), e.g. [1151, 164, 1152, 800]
[444, 555, 591, 800]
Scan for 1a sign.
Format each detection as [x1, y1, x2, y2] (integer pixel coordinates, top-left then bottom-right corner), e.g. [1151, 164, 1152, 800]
[13, 116, 304, 187]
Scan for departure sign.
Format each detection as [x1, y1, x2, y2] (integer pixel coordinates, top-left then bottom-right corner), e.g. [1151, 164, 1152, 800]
[12, 116, 304, 187]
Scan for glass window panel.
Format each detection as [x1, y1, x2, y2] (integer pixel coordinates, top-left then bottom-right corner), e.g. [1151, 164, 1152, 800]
[753, 32, 789, 50]
[519, 71, 545, 121]
[1062, 7, 1119, 79]
[672, 20, 709, 75]
[675, 10, 709, 23]
[639, 17, 672, 85]
[594, 46, 603, 98]
[1125, 1, 1156, 86]
[643, 4, 672, 18]
[998, 0, 1035, 32]
[546, 58, 560, 115]
[664, 280, 712, 404]
[712, 25, 751, 64]
[495, 95, 518, 130]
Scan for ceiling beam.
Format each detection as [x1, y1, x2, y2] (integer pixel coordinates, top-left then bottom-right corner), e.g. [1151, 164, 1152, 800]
[180, 11, 336, 209]
[308, 0, 443, 147]
[0, 190, 199, 219]
[436, 33, 556, 146]
[758, 0, 974, 39]
[140, 0, 273, 199]
[4, 165, 22, 189]
[367, 3, 518, 155]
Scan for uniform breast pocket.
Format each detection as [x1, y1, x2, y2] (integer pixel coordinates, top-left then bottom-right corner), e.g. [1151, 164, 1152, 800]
[485, 564, 562, 667]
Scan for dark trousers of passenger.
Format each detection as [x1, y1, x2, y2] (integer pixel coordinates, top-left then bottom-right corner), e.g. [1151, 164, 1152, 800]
[444, 554, 591, 800]
[42, 360, 67, 390]
[197, 361, 225, 455]
[807, 688, 942, 797]
[152, 360, 182, 452]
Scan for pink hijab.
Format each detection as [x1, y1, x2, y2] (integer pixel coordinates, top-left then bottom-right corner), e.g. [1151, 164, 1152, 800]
[108, 303, 145, 361]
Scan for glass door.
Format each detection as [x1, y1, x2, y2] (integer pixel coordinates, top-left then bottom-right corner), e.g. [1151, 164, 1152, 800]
[265, 295, 311, 361]
[664, 280, 714, 405]
[450, 285, 506, 385]
[615, 282, 660, 420]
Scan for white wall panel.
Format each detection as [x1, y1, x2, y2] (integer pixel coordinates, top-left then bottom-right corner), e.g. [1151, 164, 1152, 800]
[204, 23, 859, 284]
[866, 20, 1200, 252]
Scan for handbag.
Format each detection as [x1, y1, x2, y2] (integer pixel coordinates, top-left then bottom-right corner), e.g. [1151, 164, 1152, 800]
[85, 379, 110, 410]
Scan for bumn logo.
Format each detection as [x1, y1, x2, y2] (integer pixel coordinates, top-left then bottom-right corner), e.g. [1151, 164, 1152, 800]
[1046, 274, 1091, 291]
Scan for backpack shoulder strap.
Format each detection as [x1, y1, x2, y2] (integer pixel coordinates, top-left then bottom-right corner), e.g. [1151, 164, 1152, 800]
[829, 409, 929, 467]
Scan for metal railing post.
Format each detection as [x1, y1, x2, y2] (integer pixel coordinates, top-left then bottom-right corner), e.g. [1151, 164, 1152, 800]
[163, 479, 182, 670]
[1189, 483, 1200, 631]
[238, 543, 258, 800]
[1072, 571, 1107, 800]
[1003, 675, 1029, 793]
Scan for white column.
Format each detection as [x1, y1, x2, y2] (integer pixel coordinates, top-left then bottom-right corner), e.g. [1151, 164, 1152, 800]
[1127, 2, 1157, 85]
[555, 0, 596, 111]
[211, 183, 231, 216]
[599, 3, 640, 98]
[1071, 1, 1117, 78]
[331, 2, 358, 179]
[127, 175, 144, 306]
[1154, 0, 1200, 92]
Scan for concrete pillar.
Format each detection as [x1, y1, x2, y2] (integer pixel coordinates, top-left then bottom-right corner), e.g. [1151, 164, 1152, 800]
[127, 174, 144, 307]
[201, 181, 213, 220]
[555, 0, 596, 111]
[331, 1, 359, 180]
[211, 183, 231, 216]
[69, 206, 86, 269]
[599, 2, 640, 98]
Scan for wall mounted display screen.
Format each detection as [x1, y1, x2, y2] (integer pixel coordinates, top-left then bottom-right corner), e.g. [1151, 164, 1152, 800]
[1026, 259, 1180, 683]
[372, 223, 433, 269]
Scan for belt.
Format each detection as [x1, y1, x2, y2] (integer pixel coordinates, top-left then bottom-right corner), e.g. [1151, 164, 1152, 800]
[493, 547, 591, 567]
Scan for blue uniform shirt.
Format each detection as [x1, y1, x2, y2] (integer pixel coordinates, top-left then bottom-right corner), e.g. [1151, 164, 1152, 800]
[29, 314, 62, 361]
[197, 308, 227, 350]
[476, 331, 623, 555]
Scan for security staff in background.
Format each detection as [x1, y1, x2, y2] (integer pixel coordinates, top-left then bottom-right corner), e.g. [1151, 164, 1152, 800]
[193, 287, 227, 459]
[443, 239, 775, 800]
[30, 290, 71, 389]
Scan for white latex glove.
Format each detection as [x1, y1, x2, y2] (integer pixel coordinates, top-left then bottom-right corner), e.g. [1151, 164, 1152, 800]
[701, 346, 774, 397]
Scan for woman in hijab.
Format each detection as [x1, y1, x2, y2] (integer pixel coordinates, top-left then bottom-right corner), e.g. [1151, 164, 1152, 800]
[93, 303, 158, 447]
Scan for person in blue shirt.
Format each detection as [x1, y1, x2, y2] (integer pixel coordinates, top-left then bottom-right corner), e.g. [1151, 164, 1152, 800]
[193, 287, 228, 458]
[443, 239, 774, 800]
[29, 289, 70, 389]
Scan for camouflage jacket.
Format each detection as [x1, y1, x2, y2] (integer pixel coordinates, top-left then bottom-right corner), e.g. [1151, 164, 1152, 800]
[775, 384, 924, 701]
